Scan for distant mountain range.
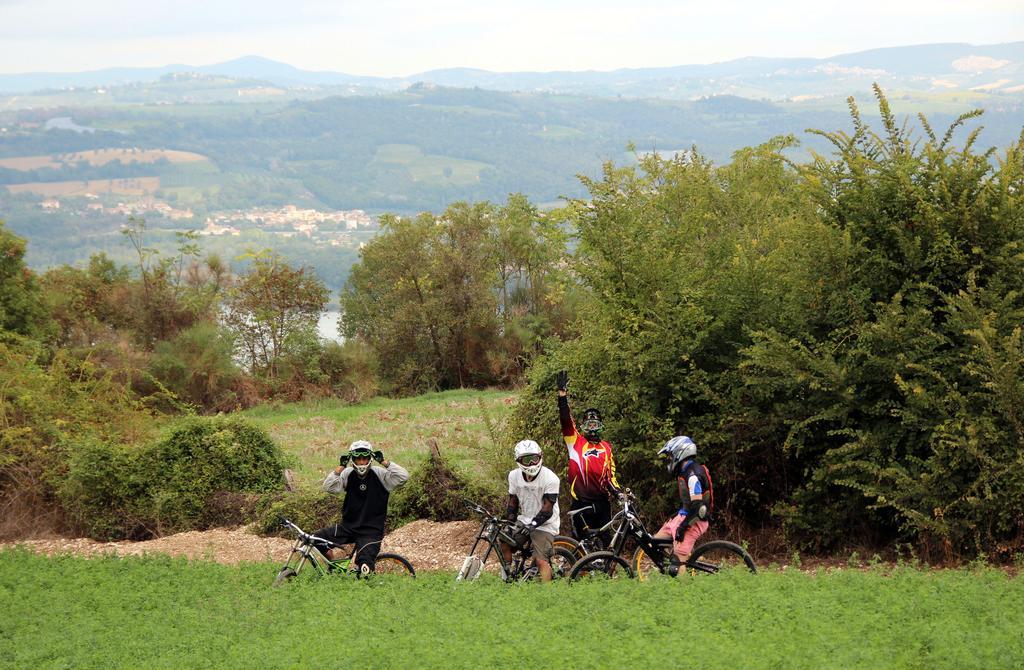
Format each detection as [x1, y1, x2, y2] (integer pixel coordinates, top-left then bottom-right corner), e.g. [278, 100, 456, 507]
[3, 41, 1023, 99]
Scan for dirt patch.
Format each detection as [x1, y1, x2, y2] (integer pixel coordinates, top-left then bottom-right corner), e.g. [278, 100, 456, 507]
[0, 520, 482, 570]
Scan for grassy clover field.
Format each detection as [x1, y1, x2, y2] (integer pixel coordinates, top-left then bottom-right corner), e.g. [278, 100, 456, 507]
[2, 550, 1021, 669]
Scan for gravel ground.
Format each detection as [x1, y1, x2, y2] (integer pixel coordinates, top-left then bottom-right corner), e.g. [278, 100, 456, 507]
[0, 520, 482, 570]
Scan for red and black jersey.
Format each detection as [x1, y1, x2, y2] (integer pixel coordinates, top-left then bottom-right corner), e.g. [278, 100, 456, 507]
[558, 395, 620, 501]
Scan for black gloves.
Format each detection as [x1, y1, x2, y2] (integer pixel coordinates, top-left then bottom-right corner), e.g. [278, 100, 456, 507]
[513, 521, 534, 546]
[339, 454, 350, 466]
[674, 520, 688, 541]
[556, 370, 569, 392]
[373, 450, 385, 463]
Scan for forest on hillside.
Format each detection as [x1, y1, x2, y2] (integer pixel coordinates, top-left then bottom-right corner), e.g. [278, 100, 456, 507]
[1, 89, 1021, 561]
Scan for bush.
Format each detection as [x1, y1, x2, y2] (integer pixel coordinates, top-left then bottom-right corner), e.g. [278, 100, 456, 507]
[57, 416, 289, 539]
[388, 445, 502, 525]
[252, 486, 338, 536]
[318, 339, 380, 403]
[146, 323, 247, 413]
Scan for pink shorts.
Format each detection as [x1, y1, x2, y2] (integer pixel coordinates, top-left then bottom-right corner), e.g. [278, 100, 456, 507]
[656, 515, 709, 560]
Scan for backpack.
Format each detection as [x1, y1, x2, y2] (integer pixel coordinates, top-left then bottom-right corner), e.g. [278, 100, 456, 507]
[678, 460, 714, 519]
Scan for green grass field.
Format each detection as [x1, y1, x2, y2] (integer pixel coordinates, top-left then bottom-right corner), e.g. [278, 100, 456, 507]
[372, 143, 490, 186]
[239, 390, 516, 485]
[2, 549, 1021, 669]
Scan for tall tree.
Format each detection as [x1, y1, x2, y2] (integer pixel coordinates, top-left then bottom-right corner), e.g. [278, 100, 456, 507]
[0, 221, 46, 338]
[223, 251, 329, 379]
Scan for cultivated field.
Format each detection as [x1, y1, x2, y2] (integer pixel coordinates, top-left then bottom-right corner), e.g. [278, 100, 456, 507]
[4, 176, 161, 196]
[2, 550, 1021, 669]
[0, 148, 208, 170]
[372, 143, 489, 186]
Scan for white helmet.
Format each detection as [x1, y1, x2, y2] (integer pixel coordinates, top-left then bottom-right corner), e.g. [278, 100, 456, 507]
[658, 436, 697, 474]
[514, 439, 543, 477]
[348, 440, 374, 475]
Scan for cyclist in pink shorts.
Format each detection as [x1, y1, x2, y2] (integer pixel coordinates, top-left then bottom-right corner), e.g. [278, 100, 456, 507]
[655, 436, 713, 565]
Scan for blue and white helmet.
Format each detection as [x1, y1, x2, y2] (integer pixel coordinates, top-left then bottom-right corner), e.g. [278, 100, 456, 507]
[658, 436, 697, 474]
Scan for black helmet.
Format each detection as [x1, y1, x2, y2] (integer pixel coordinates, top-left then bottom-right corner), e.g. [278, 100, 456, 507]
[580, 408, 604, 442]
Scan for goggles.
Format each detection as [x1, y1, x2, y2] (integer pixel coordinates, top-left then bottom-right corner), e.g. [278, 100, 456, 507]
[516, 454, 542, 466]
[350, 450, 373, 460]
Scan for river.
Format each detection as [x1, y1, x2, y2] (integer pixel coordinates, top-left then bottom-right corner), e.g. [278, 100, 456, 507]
[318, 311, 343, 342]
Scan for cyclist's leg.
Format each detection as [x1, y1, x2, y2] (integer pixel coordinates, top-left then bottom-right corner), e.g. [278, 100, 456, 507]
[530, 530, 555, 582]
[589, 497, 612, 548]
[354, 534, 383, 572]
[654, 515, 683, 562]
[313, 523, 356, 561]
[569, 498, 589, 540]
[677, 520, 709, 563]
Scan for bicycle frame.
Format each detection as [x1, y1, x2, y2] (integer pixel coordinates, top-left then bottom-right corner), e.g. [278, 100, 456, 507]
[277, 517, 366, 578]
[601, 493, 731, 575]
[570, 495, 642, 557]
[459, 502, 536, 581]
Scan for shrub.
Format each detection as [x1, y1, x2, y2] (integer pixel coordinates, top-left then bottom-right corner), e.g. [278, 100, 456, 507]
[388, 443, 502, 525]
[146, 323, 246, 412]
[57, 416, 289, 539]
[252, 487, 338, 536]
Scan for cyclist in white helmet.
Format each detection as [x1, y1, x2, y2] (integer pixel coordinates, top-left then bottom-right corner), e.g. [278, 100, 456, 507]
[313, 440, 408, 572]
[655, 435, 713, 566]
[500, 439, 561, 582]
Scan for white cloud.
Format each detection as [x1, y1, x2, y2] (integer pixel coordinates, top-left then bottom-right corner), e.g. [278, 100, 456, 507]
[0, 0, 1021, 74]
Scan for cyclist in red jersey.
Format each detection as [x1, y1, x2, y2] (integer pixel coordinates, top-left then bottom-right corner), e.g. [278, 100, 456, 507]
[556, 371, 621, 545]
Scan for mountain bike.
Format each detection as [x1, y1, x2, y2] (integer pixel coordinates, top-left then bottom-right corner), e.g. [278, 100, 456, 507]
[552, 501, 614, 560]
[272, 516, 415, 586]
[568, 490, 756, 581]
[456, 500, 579, 582]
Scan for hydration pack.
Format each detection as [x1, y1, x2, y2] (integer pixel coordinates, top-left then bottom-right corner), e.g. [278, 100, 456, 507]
[678, 460, 714, 519]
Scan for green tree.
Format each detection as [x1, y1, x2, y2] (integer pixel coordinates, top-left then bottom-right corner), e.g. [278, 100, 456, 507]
[340, 196, 572, 392]
[0, 221, 46, 338]
[223, 251, 329, 379]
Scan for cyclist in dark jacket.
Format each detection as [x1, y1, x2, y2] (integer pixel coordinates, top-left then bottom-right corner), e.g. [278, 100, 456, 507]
[313, 440, 408, 573]
[655, 436, 711, 564]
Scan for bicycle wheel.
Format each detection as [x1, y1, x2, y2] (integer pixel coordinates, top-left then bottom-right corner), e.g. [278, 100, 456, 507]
[630, 547, 667, 582]
[548, 547, 579, 580]
[569, 551, 634, 582]
[552, 535, 584, 560]
[687, 540, 757, 575]
[367, 553, 416, 577]
[272, 567, 297, 587]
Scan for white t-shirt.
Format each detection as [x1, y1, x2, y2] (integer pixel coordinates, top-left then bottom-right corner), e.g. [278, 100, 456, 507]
[507, 466, 560, 535]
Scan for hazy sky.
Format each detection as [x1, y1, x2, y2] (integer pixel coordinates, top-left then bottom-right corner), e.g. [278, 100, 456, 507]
[1, 0, 1021, 75]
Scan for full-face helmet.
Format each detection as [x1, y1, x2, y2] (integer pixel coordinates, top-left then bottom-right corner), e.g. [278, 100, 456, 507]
[513, 439, 543, 477]
[348, 440, 374, 475]
[580, 408, 604, 443]
[657, 435, 697, 474]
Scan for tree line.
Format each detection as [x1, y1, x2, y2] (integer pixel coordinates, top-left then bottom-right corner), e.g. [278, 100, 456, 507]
[1, 88, 1021, 559]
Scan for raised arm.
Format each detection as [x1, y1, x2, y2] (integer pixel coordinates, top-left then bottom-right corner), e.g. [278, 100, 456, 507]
[556, 371, 577, 440]
[375, 460, 409, 492]
[323, 468, 351, 493]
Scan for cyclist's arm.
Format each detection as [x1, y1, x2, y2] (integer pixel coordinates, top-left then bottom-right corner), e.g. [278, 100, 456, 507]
[323, 468, 350, 493]
[557, 394, 578, 442]
[506, 494, 520, 521]
[605, 446, 622, 495]
[677, 473, 704, 518]
[529, 493, 558, 528]
[376, 461, 409, 492]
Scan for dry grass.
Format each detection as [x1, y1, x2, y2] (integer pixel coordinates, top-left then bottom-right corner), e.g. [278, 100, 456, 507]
[240, 390, 516, 486]
[5, 176, 161, 196]
[0, 148, 208, 171]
